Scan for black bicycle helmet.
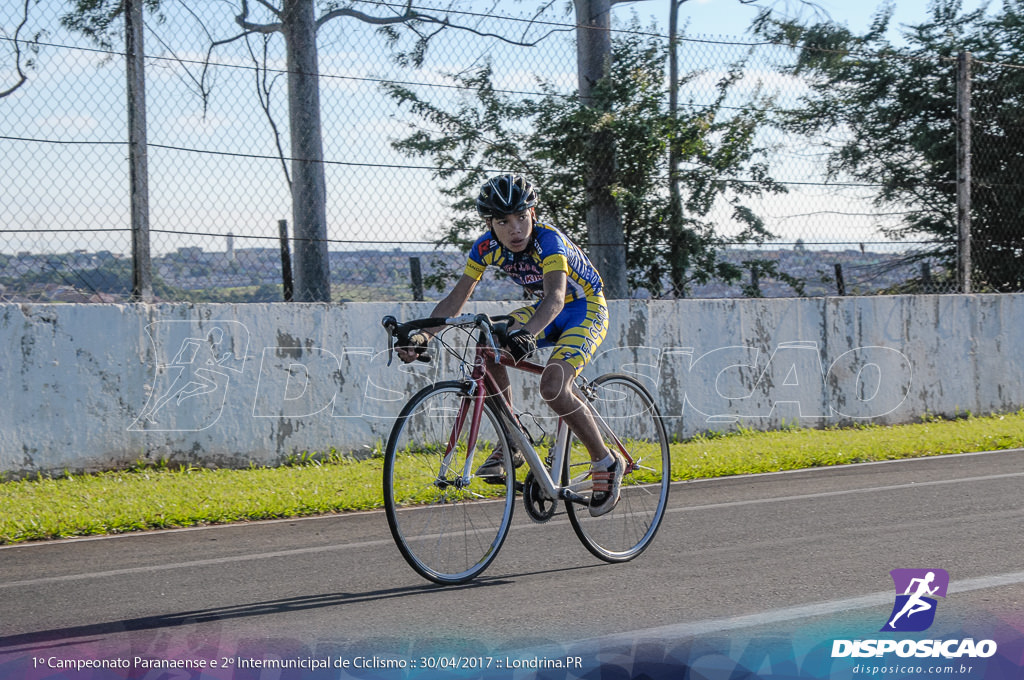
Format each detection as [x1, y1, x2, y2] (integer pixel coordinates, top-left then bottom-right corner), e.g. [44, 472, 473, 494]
[475, 174, 539, 218]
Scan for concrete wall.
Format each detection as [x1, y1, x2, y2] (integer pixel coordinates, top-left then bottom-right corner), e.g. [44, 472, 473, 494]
[2, 295, 1022, 477]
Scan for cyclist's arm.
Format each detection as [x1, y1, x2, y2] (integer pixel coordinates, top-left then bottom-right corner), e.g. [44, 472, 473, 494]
[428, 274, 477, 333]
[521, 270, 566, 337]
[396, 274, 477, 363]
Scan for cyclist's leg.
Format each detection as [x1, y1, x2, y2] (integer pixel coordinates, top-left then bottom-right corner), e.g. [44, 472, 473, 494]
[485, 301, 548, 410]
[539, 359, 604, 462]
[475, 355, 524, 479]
[538, 296, 619, 513]
[541, 357, 621, 516]
[487, 359, 513, 403]
[563, 372, 671, 556]
[537, 295, 608, 461]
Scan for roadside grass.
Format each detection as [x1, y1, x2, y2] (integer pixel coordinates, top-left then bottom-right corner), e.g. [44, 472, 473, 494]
[670, 410, 1024, 480]
[2, 410, 1022, 545]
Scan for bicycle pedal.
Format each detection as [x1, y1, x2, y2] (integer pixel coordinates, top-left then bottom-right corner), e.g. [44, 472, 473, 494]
[480, 475, 507, 486]
[560, 488, 590, 506]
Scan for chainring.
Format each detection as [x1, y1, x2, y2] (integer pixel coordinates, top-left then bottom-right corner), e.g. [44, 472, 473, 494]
[522, 471, 558, 523]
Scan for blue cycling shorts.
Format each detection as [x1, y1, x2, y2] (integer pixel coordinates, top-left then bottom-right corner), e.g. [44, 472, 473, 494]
[508, 294, 608, 376]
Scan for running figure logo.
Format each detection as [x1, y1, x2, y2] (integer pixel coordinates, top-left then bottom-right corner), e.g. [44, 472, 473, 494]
[881, 568, 949, 632]
[129, 321, 249, 432]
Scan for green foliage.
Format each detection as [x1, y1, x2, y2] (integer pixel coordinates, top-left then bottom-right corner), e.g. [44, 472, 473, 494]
[59, 0, 165, 49]
[0, 255, 184, 300]
[756, 0, 1024, 291]
[740, 257, 806, 297]
[3, 410, 1024, 543]
[384, 25, 790, 297]
[669, 409, 1024, 479]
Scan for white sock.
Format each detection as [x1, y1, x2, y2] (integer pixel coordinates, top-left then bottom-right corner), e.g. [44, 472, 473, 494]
[592, 453, 614, 470]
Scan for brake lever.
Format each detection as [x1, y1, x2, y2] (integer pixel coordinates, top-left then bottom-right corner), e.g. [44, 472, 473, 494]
[489, 320, 510, 356]
[382, 316, 432, 365]
[471, 314, 503, 356]
[382, 316, 397, 367]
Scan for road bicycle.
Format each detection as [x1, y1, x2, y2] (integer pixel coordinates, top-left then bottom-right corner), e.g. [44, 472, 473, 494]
[380, 313, 671, 585]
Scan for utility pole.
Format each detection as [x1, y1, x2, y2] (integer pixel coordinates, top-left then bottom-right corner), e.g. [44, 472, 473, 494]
[956, 50, 973, 294]
[573, 0, 627, 298]
[126, 0, 152, 301]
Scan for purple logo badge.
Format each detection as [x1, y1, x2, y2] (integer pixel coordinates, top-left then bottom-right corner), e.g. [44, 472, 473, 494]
[881, 568, 949, 632]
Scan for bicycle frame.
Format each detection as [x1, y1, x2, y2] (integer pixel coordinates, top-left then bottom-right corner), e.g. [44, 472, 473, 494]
[449, 319, 636, 504]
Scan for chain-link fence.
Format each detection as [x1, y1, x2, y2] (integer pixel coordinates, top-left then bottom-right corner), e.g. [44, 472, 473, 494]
[2, 1, 1021, 303]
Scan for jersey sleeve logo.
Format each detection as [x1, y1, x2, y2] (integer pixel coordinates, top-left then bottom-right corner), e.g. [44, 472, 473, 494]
[477, 239, 498, 257]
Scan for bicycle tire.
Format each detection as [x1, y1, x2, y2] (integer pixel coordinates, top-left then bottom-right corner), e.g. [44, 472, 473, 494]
[562, 373, 670, 562]
[383, 381, 515, 584]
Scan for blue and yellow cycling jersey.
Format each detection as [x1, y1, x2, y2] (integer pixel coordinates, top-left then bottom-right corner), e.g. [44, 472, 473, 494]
[464, 222, 604, 299]
[464, 222, 607, 375]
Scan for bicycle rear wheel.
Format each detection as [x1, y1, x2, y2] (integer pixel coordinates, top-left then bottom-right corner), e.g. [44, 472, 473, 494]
[563, 373, 670, 562]
[383, 381, 515, 584]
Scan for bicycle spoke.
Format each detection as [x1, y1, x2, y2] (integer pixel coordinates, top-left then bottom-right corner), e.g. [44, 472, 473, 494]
[564, 374, 670, 562]
[384, 383, 515, 584]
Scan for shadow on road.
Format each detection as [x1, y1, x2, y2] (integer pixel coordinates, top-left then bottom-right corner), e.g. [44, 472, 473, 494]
[0, 579, 505, 652]
[0, 562, 604, 653]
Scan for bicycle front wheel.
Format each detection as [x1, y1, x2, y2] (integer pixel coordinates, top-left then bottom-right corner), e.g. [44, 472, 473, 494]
[563, 373, 670, 562]
[383, 381, 515, 584]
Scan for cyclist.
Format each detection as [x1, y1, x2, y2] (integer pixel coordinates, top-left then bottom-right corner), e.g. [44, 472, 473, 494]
[396, 174, 622, 516]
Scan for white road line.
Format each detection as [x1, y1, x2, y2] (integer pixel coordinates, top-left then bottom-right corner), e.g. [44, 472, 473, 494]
[5, 448, 1020, 553]
[3, 454, 1022, 590]
[569, 571, 1024, 648]
[669, 470, 1024, 514]
[0, 537, 398, 590]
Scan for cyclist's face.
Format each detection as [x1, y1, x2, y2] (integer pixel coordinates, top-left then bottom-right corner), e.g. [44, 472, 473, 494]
[489, 209, 534, 252]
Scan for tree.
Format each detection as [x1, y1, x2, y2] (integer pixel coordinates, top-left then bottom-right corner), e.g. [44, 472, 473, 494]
[756, 0, 1024, 292]
[666, 0, 821, 297]
[579, 0, 822, 297]
[237, 0, 635, 299]
[57, 0, 569, 302]
[575, 0, 626, 297]
[385, 25, 786, 297]
[44, 0, 813, 301]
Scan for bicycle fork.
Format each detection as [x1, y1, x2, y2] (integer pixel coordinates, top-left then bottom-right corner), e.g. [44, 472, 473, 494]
[435, 383, 485, 489]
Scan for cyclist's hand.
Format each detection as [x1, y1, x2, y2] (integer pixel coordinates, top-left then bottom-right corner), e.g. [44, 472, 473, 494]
[505, 328, 537, 362]
[396, 332, 429, 363]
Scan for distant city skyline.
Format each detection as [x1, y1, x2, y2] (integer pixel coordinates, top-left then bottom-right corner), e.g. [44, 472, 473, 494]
[1, 240, 953, 304]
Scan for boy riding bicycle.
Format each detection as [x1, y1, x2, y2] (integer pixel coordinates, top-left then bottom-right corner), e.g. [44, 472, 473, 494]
[396, 174, 622, 516]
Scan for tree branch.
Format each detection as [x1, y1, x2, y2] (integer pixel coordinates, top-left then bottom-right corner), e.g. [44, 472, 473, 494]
[316, 2, 567, 47]
[193, 0, 282, 116]
[244, 31, 291, 190]
[236, 0, 282, 33]
[317, 5, 419, 28]
[1, 0, 33, 98]
[516, 0, 567, 44]
[145, 0, 221, 110]
[254, 0, 280, 15]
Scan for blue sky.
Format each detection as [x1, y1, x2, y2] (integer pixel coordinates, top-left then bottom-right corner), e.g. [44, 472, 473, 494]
[667, 0, 992, 39]
[0, 0, 998, 256]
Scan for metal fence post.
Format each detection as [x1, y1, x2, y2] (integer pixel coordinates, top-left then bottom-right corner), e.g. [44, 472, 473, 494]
[956, 50, 973, 294]
[278, 219, 293, 301]
[409, 257, 423, 301]
[834, 263, 846, 296]
[125, 0, 152, 302]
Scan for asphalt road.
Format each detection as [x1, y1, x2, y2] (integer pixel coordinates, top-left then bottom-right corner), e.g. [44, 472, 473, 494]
[2, 449, 1023, 677]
